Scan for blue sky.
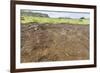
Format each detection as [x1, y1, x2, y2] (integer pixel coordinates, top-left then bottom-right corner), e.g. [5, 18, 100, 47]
[26, 10, 90, 19]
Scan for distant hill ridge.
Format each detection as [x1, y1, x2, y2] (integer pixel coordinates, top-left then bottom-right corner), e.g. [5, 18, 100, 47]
[21, 10, 49, 17]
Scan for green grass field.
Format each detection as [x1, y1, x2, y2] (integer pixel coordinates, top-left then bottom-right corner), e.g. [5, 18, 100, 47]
[21, 16, 89, 25]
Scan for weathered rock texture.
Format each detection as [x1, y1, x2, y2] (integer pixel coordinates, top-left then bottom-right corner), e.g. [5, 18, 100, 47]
[21, 23, 89, 63]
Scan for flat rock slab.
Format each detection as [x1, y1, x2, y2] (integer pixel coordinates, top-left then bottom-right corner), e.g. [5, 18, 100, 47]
[21, 23, 89, 63]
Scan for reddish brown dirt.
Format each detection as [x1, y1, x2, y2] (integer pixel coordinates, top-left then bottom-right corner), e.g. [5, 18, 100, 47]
[21, 23, 89, 63]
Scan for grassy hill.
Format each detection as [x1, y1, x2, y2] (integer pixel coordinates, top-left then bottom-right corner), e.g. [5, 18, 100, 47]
[21, 16, 89, 25]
